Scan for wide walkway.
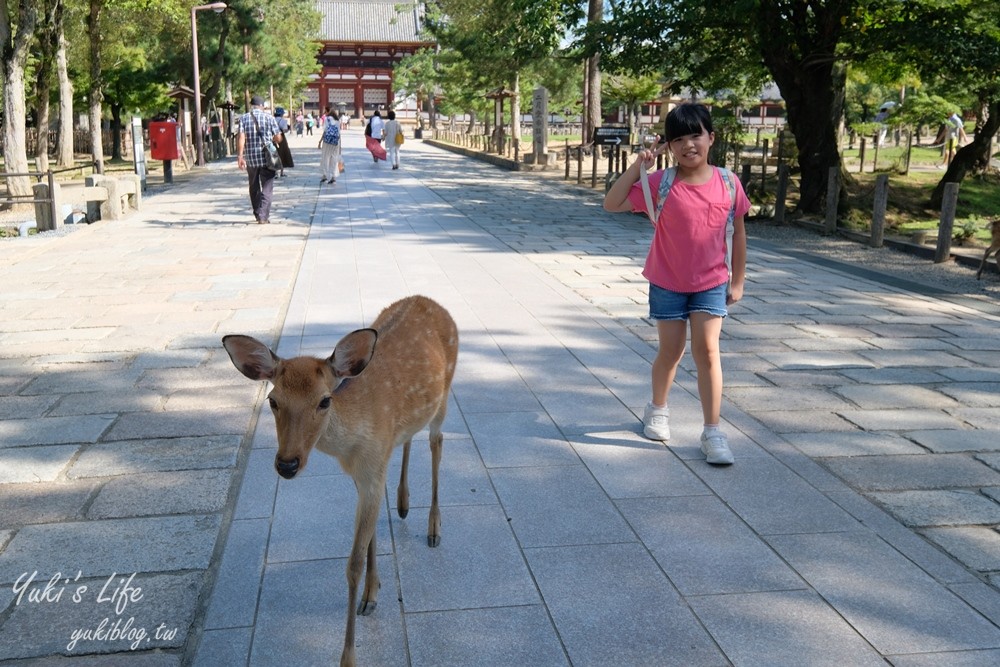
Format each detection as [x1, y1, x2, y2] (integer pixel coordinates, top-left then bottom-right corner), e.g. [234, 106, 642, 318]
[1, 129, 1000, 666]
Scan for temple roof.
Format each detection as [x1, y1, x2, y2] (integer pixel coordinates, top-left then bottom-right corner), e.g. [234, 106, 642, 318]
[316, 0, 427, 43]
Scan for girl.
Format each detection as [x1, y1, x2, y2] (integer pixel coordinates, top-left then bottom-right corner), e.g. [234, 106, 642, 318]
[382, 110, 403, 170]
[603, 103, 750, 465]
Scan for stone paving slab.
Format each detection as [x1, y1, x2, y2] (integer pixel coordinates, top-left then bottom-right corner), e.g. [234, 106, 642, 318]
[618, 494, 805, 595]
[0, 445, 82, 484]
[868, 489, 1000, 526]
[766, 530, 1000, 654]
[86, 469, 232, 519]
[404, 606, 567, 667]
[525, 542, 725, 666]
[0, 572, 201, 660]
[0, 481, 100, 528]
[783, 430, 927, 457]
[921, 526, 1000, 572]
[820, 453, 1000, 491]
[66, 435, 241, 479]
[0, 515, 221, 585]
[689, 590, 887, 666]
[906, 428, 1000, 453]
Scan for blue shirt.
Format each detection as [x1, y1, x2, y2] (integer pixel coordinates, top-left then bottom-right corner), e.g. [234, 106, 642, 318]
[238, 109, 280, 168]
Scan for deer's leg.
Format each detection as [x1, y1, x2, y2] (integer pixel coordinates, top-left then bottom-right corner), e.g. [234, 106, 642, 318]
[359, 528, 379, 615]
[427, 410, 445, 547]
[977, 246, 992, 279]
[341, 488, 383, 666]
[396, 440, 411, 519]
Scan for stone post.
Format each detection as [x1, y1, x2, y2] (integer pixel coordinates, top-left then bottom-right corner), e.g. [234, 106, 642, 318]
[529, 86, 549, 166]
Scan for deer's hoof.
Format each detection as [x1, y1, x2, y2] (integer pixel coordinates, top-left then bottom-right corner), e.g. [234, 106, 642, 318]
[427, 534, 440, 548]
[357, 599, 377, 616]
[397, 506, 409, 519]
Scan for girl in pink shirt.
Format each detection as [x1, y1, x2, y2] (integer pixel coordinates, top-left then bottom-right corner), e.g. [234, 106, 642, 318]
[604, 103, 750, 465]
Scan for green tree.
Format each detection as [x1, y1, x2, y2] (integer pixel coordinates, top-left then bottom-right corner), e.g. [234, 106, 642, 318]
[430, 0, 574, 146]
[603, 72, 660, 140]
[579, 0, 985, 215]
[393, 47, 441, 129]
[881, 0, 1000, 207]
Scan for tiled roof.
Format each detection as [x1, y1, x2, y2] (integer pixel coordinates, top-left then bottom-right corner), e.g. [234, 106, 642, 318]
[316, 0, 427, 43]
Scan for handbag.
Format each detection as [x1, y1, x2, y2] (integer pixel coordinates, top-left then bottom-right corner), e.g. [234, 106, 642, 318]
[395, 129, 404, 145]
[250, 110, 282, 171]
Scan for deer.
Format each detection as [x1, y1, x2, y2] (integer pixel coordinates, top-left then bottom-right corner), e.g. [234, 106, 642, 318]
[222, 295, 458, 667]
[976, 218, 1000, 280]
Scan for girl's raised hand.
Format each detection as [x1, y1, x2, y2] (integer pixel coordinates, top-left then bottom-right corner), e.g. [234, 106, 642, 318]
[637, 135, 667, 169]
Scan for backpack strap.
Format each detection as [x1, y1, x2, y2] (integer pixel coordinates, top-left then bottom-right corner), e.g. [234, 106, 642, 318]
[717, 166, 737, 295]
[638, 166, 677, 226]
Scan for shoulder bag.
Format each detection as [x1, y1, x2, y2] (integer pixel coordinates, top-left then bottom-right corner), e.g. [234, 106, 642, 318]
[251, 110, 282, 171]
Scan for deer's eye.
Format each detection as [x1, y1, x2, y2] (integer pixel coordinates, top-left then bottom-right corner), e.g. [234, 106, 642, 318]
[318, 396, 331, 410]
[268, 397, 278, 410]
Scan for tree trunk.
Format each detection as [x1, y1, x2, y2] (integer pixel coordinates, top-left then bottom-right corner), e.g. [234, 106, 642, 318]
[110, 103, 123, 161]
[88, 0, 104, 174]
[757, 2, 847, 215]
[56, 27, 75, 167]
[35, 0, 63, 174]
[930, 98, 1000, 210]
[585, 0, 602, 144]
[1, 2, 39, 212]
[511, 71, 521, 153]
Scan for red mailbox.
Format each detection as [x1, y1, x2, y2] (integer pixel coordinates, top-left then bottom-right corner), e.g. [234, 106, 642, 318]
[149, 121, 179, 161]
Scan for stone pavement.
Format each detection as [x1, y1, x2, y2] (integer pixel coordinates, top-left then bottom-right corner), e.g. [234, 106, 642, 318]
[1, 129, 1000, 666]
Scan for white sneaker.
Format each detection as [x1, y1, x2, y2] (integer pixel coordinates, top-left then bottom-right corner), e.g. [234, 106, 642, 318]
[701, 432, 734, 465]
[642, 403, 670, 441]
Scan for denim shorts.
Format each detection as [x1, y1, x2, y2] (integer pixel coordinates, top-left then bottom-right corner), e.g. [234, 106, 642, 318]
[648, 282, 728, 321]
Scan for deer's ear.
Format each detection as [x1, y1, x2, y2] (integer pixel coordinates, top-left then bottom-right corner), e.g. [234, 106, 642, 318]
[223, 335, 279, 381]
[329, 328, 378, 378]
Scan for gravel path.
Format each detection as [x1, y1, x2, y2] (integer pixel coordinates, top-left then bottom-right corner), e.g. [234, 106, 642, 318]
[745, 220, 1000, 306]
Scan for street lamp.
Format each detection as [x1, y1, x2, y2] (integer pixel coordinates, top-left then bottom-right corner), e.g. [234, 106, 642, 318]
[192, 2, 227, 167]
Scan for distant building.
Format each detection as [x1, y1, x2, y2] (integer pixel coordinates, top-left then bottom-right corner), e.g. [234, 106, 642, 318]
[607, 84, 786, 129]
[309, 0, 432, 118]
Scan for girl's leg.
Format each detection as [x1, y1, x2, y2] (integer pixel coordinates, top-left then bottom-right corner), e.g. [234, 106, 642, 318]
[688, 312, 724, 424]
[652, 320, 687, 406]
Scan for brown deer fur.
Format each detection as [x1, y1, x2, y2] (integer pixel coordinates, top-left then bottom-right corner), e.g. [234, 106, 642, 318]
[976, 219, 1000, 280]
[222, 295, 458, 667]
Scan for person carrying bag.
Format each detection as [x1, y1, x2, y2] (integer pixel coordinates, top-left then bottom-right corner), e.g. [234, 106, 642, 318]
[236, 95, 284, 224]
[319, 108, 342, 184]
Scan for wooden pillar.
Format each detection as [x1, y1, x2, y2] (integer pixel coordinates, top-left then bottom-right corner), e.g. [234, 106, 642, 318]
[870, 174, 889, 248]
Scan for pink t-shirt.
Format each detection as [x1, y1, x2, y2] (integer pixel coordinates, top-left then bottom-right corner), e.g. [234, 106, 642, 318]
[628, 168, 751, 292]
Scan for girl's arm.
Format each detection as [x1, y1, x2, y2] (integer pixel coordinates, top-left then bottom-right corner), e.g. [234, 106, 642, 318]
[603, 156, 646, 213]
[603, 143, 664, 215]
[727, 214, 747, 305]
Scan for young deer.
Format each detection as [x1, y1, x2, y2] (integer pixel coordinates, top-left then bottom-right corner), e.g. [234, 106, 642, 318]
[976, 219, 1000, 279]
[222, 295, 458, 667]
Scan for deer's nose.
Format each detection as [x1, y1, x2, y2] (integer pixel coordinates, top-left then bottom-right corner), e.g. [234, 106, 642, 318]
[275, 456, 300, 479]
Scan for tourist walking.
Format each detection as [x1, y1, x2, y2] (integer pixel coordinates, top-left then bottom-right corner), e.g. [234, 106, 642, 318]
[383, 110, 403, 170]
[236, 95, 284, 224]
[273, 107, 294, 176]
[364, 113, 387, 164]
[319, 109, 342, 184]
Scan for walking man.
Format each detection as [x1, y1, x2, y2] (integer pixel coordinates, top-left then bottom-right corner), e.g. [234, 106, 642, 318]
[236, 95, 283, 224]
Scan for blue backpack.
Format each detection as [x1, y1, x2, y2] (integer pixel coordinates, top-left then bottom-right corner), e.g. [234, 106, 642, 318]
[322, 120, 340, 146]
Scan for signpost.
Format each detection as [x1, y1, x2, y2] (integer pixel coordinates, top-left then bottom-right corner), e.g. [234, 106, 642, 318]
[131, 116, 147, 191]
[593, 126, 629, 146]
